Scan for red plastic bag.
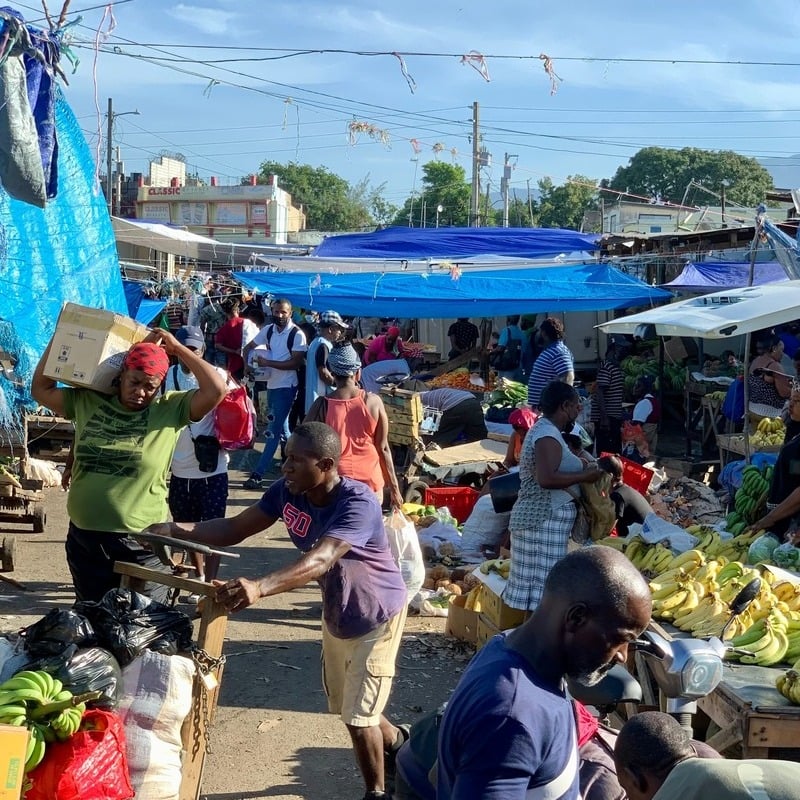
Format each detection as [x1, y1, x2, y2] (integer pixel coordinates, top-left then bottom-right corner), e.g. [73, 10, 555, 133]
[214, 384, 256, 450]
[26, 709, 134, 800]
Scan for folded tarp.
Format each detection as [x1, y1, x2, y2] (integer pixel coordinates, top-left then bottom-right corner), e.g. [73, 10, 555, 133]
[664, 260, 787, 291]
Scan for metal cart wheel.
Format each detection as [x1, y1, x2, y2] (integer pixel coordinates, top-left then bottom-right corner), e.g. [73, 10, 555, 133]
[0, 536, 15, 572]
[32, 504, 46, 533]
[404, 480, 430, 505]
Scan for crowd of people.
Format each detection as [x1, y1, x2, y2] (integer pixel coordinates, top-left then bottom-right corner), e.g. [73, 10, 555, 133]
[36, 292, 799, 800]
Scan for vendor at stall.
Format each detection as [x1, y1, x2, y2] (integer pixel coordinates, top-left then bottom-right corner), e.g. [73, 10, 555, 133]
[364, 326, 411, 365]
[751, 389, 800, 540]
[748, 334, 791, 411]
[419, 388, 488, 446]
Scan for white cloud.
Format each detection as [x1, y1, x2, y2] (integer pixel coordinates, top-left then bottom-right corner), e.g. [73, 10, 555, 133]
[166, 4, 238, 35]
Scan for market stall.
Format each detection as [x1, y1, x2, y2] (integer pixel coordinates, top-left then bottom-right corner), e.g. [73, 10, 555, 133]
[598, 281, 800, 465]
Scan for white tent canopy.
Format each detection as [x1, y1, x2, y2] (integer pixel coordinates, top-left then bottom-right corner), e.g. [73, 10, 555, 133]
[597, 282, 800, 339]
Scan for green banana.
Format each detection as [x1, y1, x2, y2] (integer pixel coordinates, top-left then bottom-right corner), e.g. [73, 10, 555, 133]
[24, 728, 46, 773]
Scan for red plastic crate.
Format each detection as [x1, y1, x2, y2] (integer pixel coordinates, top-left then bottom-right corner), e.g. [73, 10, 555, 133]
[423, 486, 480, 524]
[600, 453, 654, 496]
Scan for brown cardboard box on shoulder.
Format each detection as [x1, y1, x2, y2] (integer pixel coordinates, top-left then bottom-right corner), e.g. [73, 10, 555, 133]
[44, 303, 150, 394]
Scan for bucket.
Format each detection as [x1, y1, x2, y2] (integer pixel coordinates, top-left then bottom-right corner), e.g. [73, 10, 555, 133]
[488, 471, 520, 513]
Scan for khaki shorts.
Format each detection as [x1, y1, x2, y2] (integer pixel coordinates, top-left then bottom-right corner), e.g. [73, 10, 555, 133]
[321, 606, 407, 727]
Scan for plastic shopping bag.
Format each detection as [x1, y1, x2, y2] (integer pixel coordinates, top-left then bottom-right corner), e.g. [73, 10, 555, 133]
[384, 510, 426, 601]
[26, 709, 134, 800]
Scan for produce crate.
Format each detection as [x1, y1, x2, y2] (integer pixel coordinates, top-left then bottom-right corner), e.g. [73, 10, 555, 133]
[380, 387, 423, 446]
[602, 452, 654, 496]
[480, 584, 527, 630]
[446, 594, 479, 644]
[423, 486, 480, 524]
[476, 614, 502, 648]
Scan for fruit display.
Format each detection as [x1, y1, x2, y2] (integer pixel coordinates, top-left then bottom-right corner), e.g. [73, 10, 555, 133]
[776, 669, 800, 704]
[726, 463, 772, 531]
[596, 535, 675, 576]
[0, 668, 92, 773]
[489, 379, 528, 406]
[751, 417, 786, 449]
[429, 367, 496, 391]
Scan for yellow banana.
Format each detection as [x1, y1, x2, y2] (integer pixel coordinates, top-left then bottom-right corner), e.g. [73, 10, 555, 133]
[660, 588, 689, 611]
[668, 549, 705, 571]
[747, 628, 790, 667]
[651, 581, 681, 601]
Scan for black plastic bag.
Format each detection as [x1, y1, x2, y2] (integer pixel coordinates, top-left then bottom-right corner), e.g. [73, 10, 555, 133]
[74, 589, 193, 667]
[32, 646, 123, 709]
[23, 609, 96, 658]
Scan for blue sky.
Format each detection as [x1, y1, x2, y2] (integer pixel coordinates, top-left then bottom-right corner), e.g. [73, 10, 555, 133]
[22, 0, 800, 211]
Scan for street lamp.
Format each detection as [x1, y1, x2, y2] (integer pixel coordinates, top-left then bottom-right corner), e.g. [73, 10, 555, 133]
[106, 98, 140, 216]
[436, 204, 443, 228]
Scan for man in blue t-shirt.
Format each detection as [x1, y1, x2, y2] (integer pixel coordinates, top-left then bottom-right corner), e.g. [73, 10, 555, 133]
[148, 422, 408, 800]
[435, 547, 652, 800]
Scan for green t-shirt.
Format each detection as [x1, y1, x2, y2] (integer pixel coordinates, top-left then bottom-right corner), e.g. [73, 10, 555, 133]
[63, 388, 194, 532]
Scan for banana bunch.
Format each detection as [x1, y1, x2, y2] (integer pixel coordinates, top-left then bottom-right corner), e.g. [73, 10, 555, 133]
[0, 669, 87, 773]
[752, 418, 785, 448]
[730, 465, 771, 528]
[479, 558, 510, 578]
[727, 607, 794, 667]
[595, 535, 625, 551]
[704, 527, 764, 561]
[776, 669, 800, 705]
[625, 538, 675, 575]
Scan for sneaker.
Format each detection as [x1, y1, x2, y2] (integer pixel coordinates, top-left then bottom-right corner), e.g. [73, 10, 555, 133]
[181, 593, 201, 604]
[243, 475, 263, 490]
[363, 792, 389, 800]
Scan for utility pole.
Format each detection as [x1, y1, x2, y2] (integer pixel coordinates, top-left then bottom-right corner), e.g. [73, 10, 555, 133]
[501, 153, 517, 228]
[470, 101, 479, 227]
[106, 98, 113, 216]
[721, 182, 727, 228]
[105, 98, 140, 217]
[527, 179, 534, 226]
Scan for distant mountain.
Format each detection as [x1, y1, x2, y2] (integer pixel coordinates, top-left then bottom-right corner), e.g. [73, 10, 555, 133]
[760, 155, 800, 190]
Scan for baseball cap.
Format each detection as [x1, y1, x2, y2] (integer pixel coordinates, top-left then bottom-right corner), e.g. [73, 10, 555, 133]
[319, 310, 349, 329]
[176, 325, 205, 350]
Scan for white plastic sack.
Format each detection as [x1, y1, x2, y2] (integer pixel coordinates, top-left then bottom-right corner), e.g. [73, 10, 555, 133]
[26, 457, 62, 487]
[118, 650, 195, 800]
[384, 510, 426, 601]
[460, 494, 510, 556]
[640, 513, 699, 553]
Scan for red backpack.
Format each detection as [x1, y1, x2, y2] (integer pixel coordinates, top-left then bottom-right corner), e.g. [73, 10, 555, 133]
[214, 384, 257, 450]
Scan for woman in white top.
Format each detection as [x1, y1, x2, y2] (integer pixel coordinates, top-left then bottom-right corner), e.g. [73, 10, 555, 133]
[504, 381, 603, 611]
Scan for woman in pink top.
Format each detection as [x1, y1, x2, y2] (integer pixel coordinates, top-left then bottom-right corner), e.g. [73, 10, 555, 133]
[305, 344, 403, 507]
[364, 326, 407, 365]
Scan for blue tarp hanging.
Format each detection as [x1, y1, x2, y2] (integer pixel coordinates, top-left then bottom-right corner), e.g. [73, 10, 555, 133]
[0, 88, 125, 366]
[664, 260, 788, 291]
[233, 263, 670, 318]
[122, 280, 165, 325]
[312, 226, 601, 259]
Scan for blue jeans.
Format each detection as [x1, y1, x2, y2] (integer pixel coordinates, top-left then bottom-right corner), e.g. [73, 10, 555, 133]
[253, 386, 296, 476]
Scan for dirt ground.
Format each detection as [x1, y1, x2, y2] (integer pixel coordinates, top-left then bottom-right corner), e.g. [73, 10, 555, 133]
[0, 458, 473, 800]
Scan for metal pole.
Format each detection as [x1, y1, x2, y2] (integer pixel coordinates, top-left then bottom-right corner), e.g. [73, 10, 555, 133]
[502, 153, 510, 229]
[721, 183, 726, 227]
[106, 97, 113, 216]
[470, 101, 479, 227]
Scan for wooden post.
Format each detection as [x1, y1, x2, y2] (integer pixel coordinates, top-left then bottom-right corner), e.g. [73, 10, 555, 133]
[114, 562, 230, 800]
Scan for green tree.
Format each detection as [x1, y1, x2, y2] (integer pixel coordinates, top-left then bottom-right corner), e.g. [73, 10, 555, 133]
[536, 175, 599, 230]
[605, 147, 773, 207]
[255, 161, 381, 231]
[492, 196, 535, 227]
[392, 161, 472, 227]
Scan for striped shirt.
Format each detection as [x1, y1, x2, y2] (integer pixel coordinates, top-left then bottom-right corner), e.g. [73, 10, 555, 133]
[591, 359, 624, 420]
[527, 342, 575, 408]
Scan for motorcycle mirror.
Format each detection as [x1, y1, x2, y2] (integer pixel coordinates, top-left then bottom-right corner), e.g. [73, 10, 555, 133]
[730, 577, 762, 616]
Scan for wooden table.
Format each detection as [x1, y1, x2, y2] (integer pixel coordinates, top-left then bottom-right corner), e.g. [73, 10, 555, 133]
[632, 621, 800, 759]
[716, 433, 781, 468]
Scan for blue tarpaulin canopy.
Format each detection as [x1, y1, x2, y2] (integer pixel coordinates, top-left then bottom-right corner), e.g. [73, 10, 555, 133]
[233, 263, 670, 318]
[122, 281, 166, 325]
[664, 260, 788, 291]
[312, 226, 601, 259]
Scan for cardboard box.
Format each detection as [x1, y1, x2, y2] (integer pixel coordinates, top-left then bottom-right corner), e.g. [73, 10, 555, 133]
[44, 303, 150, 394]
[0, 725, 29, 800]
[446, 594, 479, 644]
[476, 614, 502, 648]
[480, 584, 527, 630]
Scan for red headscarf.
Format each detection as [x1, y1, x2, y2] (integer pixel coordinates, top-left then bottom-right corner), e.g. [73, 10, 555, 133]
[122, 342, 169, 380]
[509, 407, 538, 431]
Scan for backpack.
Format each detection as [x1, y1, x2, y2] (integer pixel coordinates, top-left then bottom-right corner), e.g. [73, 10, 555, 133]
[214, 384, 257, 450]
[265, 323, 304, 381]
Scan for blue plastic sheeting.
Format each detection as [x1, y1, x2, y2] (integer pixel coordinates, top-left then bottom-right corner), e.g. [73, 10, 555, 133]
[136, 299, 166, 326]
[233, 262, 670, 318]
[664, 260, 787, 291]
[0, 88, 125, 370]
[312, 226, 601, 259]
[122, 281, 165, 325]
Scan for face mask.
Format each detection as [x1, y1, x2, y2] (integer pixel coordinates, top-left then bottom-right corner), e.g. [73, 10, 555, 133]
[305, 315, 317, 323]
